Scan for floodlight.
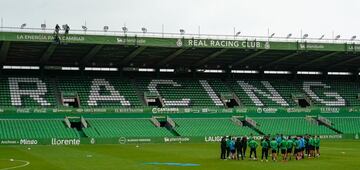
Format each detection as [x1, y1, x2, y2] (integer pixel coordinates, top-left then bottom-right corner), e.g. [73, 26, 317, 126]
[82, 25, 87, 31]
[286, 33, 292, 38]
[103, 26, 109, 32]
[122, 27, 128, 33]
[180, 29, 185, 35]
[41, 24, 46, 30]
[351, 35, 357, 41]
[335, 35, 341, 40]
[20, 23, 26, 29]
[141, 27, 147, 33]
[303, 34, 309, 39]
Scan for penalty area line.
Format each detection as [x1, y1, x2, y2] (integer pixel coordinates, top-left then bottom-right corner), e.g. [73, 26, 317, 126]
[0, 159, 30, 170]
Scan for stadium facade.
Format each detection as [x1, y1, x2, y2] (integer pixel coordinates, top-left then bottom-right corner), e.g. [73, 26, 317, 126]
[0, 28, 359, 145]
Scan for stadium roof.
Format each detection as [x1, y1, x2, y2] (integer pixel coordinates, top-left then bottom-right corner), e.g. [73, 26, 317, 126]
[0, 28, 360, 72]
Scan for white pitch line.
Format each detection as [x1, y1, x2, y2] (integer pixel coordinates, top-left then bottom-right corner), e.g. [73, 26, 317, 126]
[0, 159, 30, 170]
[320, 147, 358, 151]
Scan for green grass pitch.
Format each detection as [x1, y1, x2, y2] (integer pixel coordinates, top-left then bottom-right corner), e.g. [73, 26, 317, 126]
[0, 140, 359, 170]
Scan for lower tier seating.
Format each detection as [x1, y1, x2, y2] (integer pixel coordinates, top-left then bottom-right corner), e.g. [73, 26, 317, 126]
[327, 117, 360, 134]
[173, 118, 258, 136]
[253, 117, 337, 135]
[0, 119, 79, 139]
[83, 118, 174, 137]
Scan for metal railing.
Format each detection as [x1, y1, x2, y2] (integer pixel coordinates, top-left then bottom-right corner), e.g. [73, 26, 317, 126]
[1, 26, 359, 44]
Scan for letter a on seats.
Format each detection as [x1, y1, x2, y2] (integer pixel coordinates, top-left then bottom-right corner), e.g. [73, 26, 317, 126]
[237, 81, 289, 106]
[9, 77, 51, 106]
[87, 79, 130, 106]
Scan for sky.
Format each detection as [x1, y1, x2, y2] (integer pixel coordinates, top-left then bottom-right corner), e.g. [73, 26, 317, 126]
[0, 0, 359, 39]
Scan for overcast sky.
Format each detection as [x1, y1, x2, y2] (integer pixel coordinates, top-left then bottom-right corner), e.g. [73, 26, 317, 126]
[0, 0, 359, 39]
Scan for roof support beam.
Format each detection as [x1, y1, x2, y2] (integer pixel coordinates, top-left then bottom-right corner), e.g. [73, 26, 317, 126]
[81, 45, 104, 64]
[40, 43, 57, 63]
[328, 55, 360, 69]
[157, 48, 187, 66]
[265, 52, 299, 67]
[121, 46, 147, 65]
[194, 48, 228, 67]
[0, 42, 11, 63]
[296, 52, 340, 68]
[231, 50, 267, 67]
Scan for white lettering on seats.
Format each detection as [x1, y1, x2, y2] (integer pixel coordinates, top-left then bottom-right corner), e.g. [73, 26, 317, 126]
[147, 80, 190, 106]
[9, 77, 51, 106]
[237, 81, 289, 106]
[87, 79, 130, 106]
[199, 80, 223, 106]
[303, 81, 345, 106]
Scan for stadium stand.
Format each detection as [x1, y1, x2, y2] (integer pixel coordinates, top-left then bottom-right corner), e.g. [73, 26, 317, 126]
[136, 79, 219, 107]
[83, 118, 174, 137]
[1, 30, 360, 143]
[57, 77, 142, 108]
[252, 117, 337, 135]
[173, 118, 258, 136]
[0, 77, 57, 107]
[0, 119, 79, 139]
[327, 117, 360, 134]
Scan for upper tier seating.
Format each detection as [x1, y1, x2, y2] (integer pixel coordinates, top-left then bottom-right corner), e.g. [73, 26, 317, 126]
[57, 77, 143, 108]
[0, 75, 358, 108]
[136, 79, 221, 107]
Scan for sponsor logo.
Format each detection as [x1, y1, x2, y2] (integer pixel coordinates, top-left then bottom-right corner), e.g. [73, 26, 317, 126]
[33, 108, 47, 113]
[19, 139, 38, 145]
[257, 108, 278, 113]
[164, 137, 190, 143]
[235, 108, 248, 113]
[348, 45, 360, 51]
[51, 138, 80, 145]
[220, 109, 234, 113]
[257, 108, 263, 113]
[176, 39, 183, 47]
[83, 108, 107, 113]
[319, 135, 342, 139]
[16, 34, 85, 42]
[204, 136, 223, 142]
[187, 39, 261, 49]
[320, 107, 340, 113]
[264, 41, 271, 49]
[127, 138, 151, 143]
[16, 108, 31, 113]
[152, 107, 179, 114]
[118, 137, 151, 144]
[114, 108, 144, 113]
[119, 137, 126, 144]
[299, 44, 325, 49]
[286, 107, 312, 113]
[52, 108, 73, 113]
[201, 108, 209, 113]
[76, 109, 84, 113]
[90, 138, 96, 144]
[116, 38, 146, 44]
[1, 140, 18, 144]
